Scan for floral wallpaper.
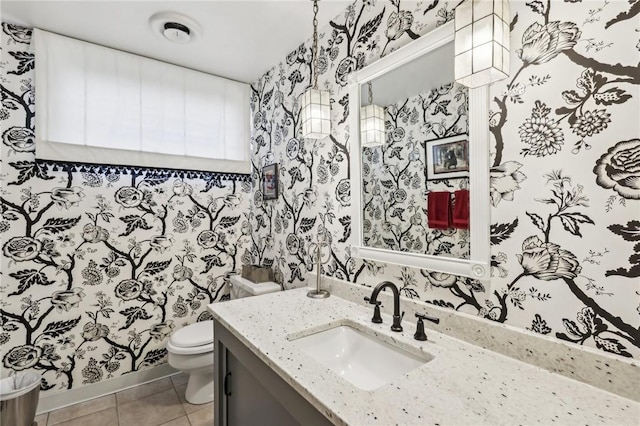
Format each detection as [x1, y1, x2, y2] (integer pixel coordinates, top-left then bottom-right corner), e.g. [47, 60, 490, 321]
[0, 23, 251, 392]
[250, 0, 639, 358]
[362, 81, 470, 258]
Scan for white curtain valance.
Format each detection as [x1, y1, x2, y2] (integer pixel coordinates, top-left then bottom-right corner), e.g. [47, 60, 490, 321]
[32, 28, 250, 173]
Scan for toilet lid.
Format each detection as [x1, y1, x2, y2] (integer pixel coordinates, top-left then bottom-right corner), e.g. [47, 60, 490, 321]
[170, 321, 214, 348]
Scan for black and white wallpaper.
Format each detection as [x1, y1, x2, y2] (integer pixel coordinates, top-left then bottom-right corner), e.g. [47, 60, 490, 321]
[362, 81, 470, 258]
[249, 0, 639, 358]
[0, 23, 251, 392]
[1, 0, 638, 396]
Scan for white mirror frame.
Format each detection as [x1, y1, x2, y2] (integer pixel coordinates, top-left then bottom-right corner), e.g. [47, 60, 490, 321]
[349, 21, 491, 281]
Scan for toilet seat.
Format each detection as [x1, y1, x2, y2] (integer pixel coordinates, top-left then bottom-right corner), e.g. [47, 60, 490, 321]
[171, 321, 214, 347]
[166, 340, 213, 355]
[166, 321, 214, 355]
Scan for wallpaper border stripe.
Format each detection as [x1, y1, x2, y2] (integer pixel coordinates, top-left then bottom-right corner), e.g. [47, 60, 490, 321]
[38, 159, 252, 182]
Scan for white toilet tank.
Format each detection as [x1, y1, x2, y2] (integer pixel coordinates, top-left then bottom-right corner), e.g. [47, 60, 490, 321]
[229, 275, 280, 299]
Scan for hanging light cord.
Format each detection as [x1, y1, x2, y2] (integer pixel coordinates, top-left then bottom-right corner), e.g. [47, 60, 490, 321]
[312, 0, 319, 90]
[367, 81, 373, 106]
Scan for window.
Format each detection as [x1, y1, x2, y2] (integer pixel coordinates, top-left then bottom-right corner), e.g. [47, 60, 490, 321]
[33, 29, 250, 173]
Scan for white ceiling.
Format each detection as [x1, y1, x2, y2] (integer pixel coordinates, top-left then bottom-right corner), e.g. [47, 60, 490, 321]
[1, 0, 351, 83]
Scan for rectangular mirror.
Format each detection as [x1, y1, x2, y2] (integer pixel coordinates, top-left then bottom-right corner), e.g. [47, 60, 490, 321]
[349, 21, 490, 281]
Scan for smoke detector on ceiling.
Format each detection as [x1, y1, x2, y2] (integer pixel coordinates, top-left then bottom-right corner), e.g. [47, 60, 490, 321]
[163, 22, 191, 43]
[149, 12, 202, 44]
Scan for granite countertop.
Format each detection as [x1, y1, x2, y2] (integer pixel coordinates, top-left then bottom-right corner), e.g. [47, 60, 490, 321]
[208, 288, 639, 426]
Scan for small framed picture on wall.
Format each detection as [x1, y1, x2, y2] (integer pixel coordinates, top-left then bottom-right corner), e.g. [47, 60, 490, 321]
[262, 163, 279, 200]
[425, 134, 469, 180]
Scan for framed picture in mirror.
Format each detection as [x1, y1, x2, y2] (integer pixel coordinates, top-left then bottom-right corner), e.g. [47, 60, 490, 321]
[425, 134, 469, 180]
[262, 163, 279, 200]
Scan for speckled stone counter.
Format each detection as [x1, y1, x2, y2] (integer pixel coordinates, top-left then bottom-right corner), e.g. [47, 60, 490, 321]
[316, 275, 639, 402]
[208, 289, 639, 426]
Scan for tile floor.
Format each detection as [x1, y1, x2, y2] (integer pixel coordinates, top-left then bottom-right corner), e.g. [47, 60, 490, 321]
[33, 374, 213, 426]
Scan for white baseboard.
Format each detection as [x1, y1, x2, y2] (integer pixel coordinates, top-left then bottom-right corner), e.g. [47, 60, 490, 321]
[37, 363, 178, 414]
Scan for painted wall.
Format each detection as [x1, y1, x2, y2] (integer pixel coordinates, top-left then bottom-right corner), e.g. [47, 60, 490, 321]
[362, 81, 470, 259]
[0, 23, 250, 392]
[249, 0, 639, 359]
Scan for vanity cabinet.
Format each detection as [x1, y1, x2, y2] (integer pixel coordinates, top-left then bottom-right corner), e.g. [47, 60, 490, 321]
[214, 320, 333, 426]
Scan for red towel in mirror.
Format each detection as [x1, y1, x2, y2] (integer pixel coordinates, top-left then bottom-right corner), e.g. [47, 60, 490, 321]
[452, 190, 469, 229]
[427, 191, 451, 229]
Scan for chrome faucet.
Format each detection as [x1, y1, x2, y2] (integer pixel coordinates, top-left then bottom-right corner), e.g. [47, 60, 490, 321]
[366, 281, 404, 332]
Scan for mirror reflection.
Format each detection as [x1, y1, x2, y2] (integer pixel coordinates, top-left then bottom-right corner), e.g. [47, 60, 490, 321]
[360, 41, 470, 259]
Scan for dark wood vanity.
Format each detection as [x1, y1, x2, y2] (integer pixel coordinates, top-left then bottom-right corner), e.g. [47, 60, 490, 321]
[214, 320, 333, 426]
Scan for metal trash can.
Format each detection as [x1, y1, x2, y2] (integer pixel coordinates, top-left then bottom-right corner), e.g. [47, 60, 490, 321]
[0, 372, 41, 426]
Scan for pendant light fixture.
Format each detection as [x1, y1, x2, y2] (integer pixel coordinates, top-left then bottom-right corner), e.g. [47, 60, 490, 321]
[360, 82, 385, 147]
[454, 0, 510, 88]
[300, 0, 331, 140]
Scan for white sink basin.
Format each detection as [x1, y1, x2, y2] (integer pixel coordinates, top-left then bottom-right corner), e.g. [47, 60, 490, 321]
[290, 324, 432, 391]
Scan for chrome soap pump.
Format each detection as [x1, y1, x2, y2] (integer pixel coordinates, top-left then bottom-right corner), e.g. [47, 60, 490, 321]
[307, 233, 330, 299]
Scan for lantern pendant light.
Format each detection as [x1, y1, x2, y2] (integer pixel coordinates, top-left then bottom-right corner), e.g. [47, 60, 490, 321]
[360, 82, 385, 147]
[300, 0, 331, 140]
[454, 0, 510, 88]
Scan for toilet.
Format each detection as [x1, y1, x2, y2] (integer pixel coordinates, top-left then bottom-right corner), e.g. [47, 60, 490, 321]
[166, 275, 281, 404]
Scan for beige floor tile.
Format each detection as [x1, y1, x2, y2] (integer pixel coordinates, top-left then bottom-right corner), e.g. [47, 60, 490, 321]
[34, 413, 48, 426]
[117, 388, 186, 426]
[159, 416, 191, 426]
[47, 394, 116, 425]
[175, 384, 213, 415]
[116, 377, 173, 405]
[51, 407, 118, 426]
[170, 373, 188, 388]
[187, 405, 214, 426]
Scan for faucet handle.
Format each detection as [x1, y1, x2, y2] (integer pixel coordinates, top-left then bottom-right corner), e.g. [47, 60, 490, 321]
[414, 315, 428, 341]
[364, 297, 383, 323]
[416, 312, 440, 324]
[364, 296, 381, 306]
